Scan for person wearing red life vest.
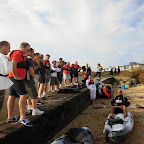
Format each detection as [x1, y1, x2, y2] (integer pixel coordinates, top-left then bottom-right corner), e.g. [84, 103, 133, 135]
[73, 61, 81, 83]
[7, 42, 33, 127]
[50, 60, 59, 92]
[63, 62, 71, 86]
[86, 75, 97, 105]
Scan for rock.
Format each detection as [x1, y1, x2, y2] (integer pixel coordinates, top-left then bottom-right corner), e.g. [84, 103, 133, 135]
[131, 78, 137, 84]
[125, 84, 130, 89]
[119, 81, 123, 84]
[125, 81, 131, 85]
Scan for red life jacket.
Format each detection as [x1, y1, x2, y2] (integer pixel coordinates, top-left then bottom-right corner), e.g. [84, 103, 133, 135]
[83, 73, 87, 79]
[54, 65, 57, 68]
[89, 79, 94, 82]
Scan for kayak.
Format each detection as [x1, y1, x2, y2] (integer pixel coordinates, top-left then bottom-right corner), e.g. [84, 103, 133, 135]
[51, 127, 93, 144]
[95, 80, 112, 98]
[104, 107, 134, 144]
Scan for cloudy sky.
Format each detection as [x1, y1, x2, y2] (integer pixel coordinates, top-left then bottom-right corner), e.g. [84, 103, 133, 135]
[0, 0, 144, 71]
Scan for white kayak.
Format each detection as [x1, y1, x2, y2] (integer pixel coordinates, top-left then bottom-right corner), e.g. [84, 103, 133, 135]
[104, 107, 134, 144]
[51, 127, 93, 144]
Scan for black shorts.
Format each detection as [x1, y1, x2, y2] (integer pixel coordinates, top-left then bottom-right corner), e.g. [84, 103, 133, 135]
[74, 71, 78, 77]
[114, 108, 123, 114]
[57, 72, 63, 83]
[50, 77, 58, 85]
[9, 77, 27, 97]
[38, 75, 46, 83]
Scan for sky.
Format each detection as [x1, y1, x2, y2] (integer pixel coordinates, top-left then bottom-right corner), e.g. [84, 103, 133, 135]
[0, 0, 144, 71]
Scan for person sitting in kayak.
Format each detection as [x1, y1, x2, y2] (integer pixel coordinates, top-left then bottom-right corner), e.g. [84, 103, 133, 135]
[110, 89, 130, 118]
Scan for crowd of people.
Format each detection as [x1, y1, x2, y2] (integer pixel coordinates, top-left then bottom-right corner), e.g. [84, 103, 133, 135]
[109, 66, 120, 76]
[0, 41, 84, 129]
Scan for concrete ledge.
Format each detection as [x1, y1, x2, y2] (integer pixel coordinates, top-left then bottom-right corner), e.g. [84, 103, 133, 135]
[0, 88, 90, 144]
[0, 77, 115, 144]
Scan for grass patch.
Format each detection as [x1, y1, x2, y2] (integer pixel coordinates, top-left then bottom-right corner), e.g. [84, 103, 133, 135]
[117, 67, 144, 84]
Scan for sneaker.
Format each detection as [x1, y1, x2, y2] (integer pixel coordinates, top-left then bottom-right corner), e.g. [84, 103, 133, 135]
[27, 105, 33, 111]
[19, 118, 33, 127]
[7, 116, 20, 123]
[52, 90, 55, 92]
[25, 108, 31, 115]
[32, 108, 44, 116]
[42, 92, 46, 97]
[37, 101, 44, 105]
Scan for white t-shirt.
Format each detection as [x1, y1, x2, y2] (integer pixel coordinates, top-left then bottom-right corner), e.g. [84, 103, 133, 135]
[51, 64, 58, 77]
[97, 66, 103, 72]
[0, 53, 13, 90]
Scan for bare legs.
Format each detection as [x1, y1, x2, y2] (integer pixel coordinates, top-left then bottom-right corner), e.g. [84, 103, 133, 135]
[38, 84, 44, 99]
[110, 105, 127, 118]
[7, 96, 16, 119]
[7, 94, 27, 120]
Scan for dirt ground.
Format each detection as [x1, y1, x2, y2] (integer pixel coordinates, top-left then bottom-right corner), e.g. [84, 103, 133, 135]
[51, 84, 144, 144]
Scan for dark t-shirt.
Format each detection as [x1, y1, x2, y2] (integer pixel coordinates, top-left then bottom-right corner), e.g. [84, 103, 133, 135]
[44, 60, 50, 69]
[39, 61, 45, 75]
[25, 56, 33, 80]
[87, 67, 91, 76]
[111, 95, 130, 107]
[74, 64, 79, 71]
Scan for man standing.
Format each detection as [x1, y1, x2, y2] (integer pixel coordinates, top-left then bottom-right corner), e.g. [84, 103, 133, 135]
[57, 58, 63, 88]
[33, 53, 40, 90]
[0, 41, 12, 138]
[63, 62, 71, 86]
[25, 48, 44, 116]
[50, 60, 59, 92]
[118, 66, 120, 75]
[82, 63, 91, 83]
[73, 61, 81, 83]
[7, 42, 32, 127]
[37, 54, 47, 99]
[0, 41, 13, 90]
[93, 63, 103, 80]
[43, 54, 51, 97]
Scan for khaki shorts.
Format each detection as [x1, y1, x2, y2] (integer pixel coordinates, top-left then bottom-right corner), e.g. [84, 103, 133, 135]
[63, 74, 71, 80]
[24, 80, 38, 99]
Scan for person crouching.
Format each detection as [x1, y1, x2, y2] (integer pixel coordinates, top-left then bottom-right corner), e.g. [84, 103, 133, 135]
[86, 75, 96, 105]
